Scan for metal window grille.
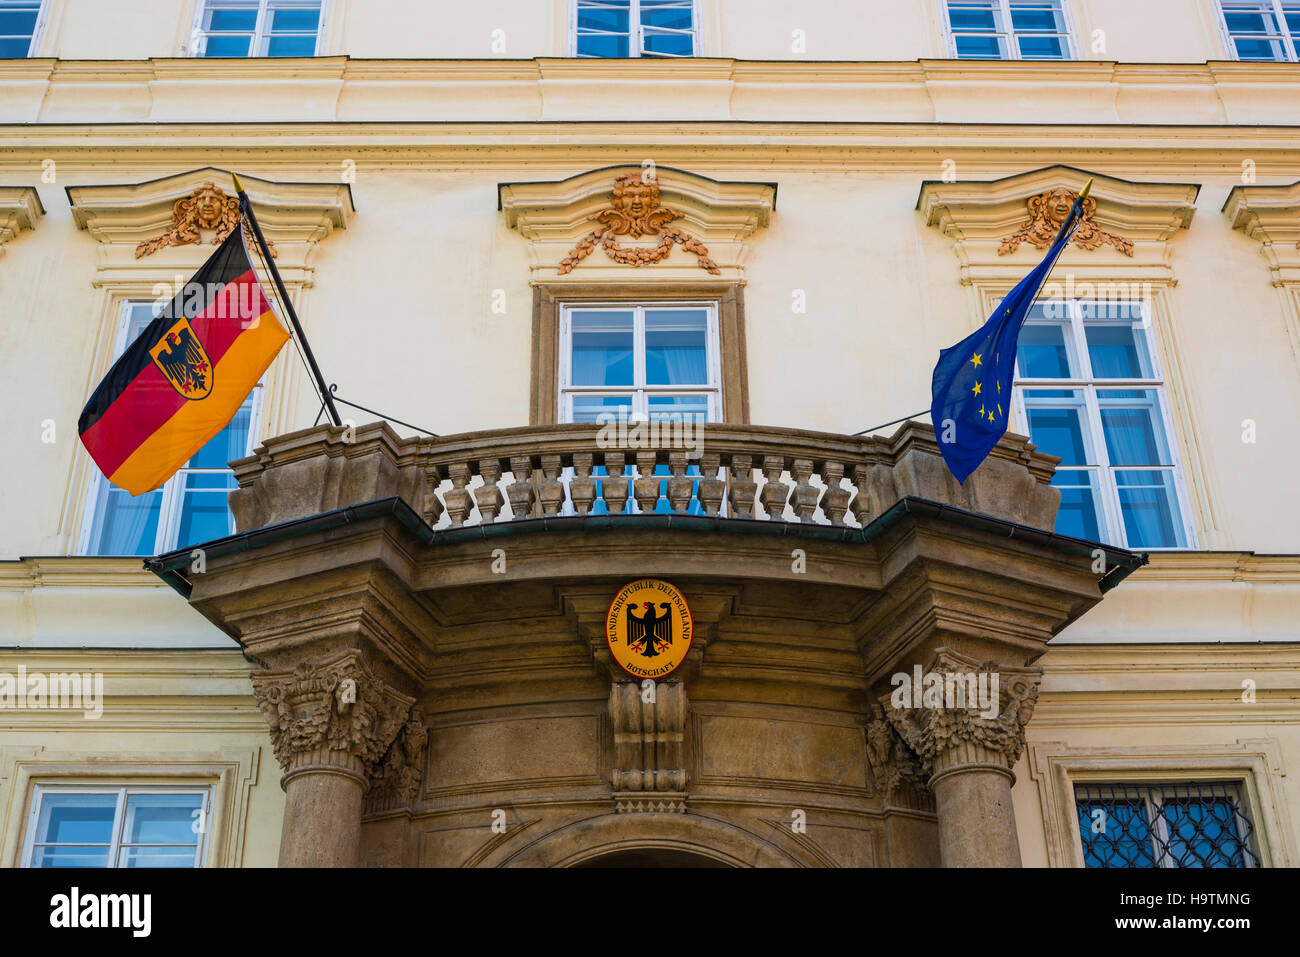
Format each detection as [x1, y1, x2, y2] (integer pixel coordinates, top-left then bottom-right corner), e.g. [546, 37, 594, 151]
[1075, 782, 1260, 868]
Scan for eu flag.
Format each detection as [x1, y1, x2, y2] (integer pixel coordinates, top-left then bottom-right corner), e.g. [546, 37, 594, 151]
[930, 185, 1088, 484]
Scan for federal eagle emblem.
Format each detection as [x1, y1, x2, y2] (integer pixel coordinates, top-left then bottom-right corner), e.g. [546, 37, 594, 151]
[626, 602, 674, 659]
[149, 317, 213, 400]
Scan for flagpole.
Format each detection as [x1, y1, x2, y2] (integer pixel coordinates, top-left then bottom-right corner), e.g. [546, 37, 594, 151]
[231, 171, 342, 428]
[1050, 176, 1093, 248]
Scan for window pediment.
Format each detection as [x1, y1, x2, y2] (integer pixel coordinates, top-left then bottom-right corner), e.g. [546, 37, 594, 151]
[1223, 181, 1300, 283]
[0, 186, 43, 253]
[917, 165, 1198, 284]
[499, 165, 775, 283]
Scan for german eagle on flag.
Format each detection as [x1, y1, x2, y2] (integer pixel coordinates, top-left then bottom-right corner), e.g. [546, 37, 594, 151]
[78, 225, 289, 496]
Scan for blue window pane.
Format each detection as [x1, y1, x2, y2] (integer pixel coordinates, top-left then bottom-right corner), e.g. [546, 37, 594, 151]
[1016, 323, 1073, 377]
[1224, 11, 1273, 33]
[1077, 800, 1157, 868]
[643, 30, 693, 56]
[1050, 469, 1102, 540]
[207, 8, 258, 31]
[948, 3, 998, 30]
[37, 794, 117, 844]
[577, 32, 629, 56]
[176, 488, 236, 548]
[578, 1, 630, 33]
[641, 3, 692, 32]
[266, 34, 317, 55]
[1233, 36, 1285, 59]
[0, 35, 31, 56]
[1098, 398, 1167, 466]
[31, 846, 112, 868]
[1163, 800, 1246, 868]
[123, 793, 203, 845]
[572, 394, 633, 423]
[954, 34, 1007, 57]
[1085, 325, 1152, 378]
[1116, 470, 1185, 548]
[203, 35, 252, 56]
[1288, 12, 1300, 35]
[0, 10, 38, 35]
[120, 846, 198, 867]
[92, 486, 162, 555]
[648, 394, 708, 420]
[1010, 4, 1061, 32]
[571, 312, 634, 386]
[269, 8, 320, 32]
[645, 310, 707, 385]
[1026, 407, 1088, 465]
[1017, 35, 1065, 58]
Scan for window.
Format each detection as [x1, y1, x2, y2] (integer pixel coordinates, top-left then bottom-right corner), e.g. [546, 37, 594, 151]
[1012, 299, 1193, 549]
[0, 0, 42, 57]
[559, 302, 719, 423]
[24, 786, 210, 868]
[573, 0, 697, 57]
[944, 0, 1073, 59]
[81, 301, 263, 557]
[1075, 782, 1259, 868]
[1218, 1, 1300, 60]
[192, 0, 323, 57]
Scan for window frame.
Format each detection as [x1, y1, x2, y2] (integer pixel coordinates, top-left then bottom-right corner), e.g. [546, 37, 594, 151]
[569, 0, 700, 58]
[1215, 0, 1300, 61]
[1010, 297, 1197, 550]
[21, 784, 212, 869]
[941, 0, 1076, 60]
[77, 298, 266, 558]
[557, 299, 722, 424]
[0, 0, 47, 57]
[189, 0, 327, 58]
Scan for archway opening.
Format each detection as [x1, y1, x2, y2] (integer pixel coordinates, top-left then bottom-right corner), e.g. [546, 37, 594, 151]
[572, 848, 733, 868]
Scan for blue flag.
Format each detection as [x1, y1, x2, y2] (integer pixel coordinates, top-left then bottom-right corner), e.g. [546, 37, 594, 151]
[930, 201, 1083, 484]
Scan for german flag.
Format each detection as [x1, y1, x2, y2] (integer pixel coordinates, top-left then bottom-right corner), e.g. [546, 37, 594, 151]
[78, 225, 289, 496]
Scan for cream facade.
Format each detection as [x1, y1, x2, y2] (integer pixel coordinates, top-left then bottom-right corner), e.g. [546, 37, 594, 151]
[0, 0, 1298, 867]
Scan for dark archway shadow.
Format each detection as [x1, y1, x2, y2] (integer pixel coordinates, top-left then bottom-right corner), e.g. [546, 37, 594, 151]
[573, 848, 733, 868]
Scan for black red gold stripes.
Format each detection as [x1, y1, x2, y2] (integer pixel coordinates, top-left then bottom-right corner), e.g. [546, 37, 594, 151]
[78, 225, 289, 496]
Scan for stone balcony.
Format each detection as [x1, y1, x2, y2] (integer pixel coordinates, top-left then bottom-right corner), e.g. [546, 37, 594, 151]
[147, 419, 1144, 868]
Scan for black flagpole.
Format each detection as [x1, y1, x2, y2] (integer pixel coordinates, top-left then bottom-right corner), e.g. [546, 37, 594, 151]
[231, 170, 342, 428]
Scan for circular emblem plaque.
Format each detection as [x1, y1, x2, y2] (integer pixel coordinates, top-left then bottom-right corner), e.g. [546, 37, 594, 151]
[606, 578, 693, 680]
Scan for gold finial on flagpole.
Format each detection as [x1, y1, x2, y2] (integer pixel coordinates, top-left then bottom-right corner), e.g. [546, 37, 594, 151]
[1079, 177, 1094, 200]
[231, 170, 245, 193]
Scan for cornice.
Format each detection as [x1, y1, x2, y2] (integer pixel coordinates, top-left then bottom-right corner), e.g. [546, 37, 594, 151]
[1223, 180, 1300, 284]
[0, 185, 42, 250]
[0, 557, 161, 589]
[1129, 551, 1300, 583]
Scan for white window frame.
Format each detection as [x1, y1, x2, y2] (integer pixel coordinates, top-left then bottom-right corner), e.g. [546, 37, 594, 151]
[189, 0, 327, 57]
[569, 0, 700, 58]
[557, 300, 721, 424]
[77, 299, 266, 557]
[0, 0, 48, 57]
[1011, 298, 1197, 550]
[941, 0, 1076, 60]
[1215, 0, 1300, 61]
[21, 785, 211, 869]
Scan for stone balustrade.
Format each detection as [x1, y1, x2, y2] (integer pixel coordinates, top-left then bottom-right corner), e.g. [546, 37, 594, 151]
[228, 419, 1062, 536]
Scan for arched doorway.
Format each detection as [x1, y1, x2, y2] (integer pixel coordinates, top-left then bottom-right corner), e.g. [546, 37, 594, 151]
[572, 848, 732, 868]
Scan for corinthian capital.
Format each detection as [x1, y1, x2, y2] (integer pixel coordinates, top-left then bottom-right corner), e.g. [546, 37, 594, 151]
[866, 703, 932, 809]
[881, 648, 1042, 780]
[250, 651, 417, 782]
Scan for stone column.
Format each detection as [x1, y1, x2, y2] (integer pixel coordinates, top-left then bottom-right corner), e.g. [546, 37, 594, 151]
[883, 648, 1042, 868]
[251, 651, 418, 867]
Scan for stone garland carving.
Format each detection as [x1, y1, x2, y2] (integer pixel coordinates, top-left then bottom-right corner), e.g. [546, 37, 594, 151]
[999, 187, 1133, 257]
[134, 181, 276, 259]
[559, 173, 720, 275]
[865, 702, 931, 806]
[250, 652, 416, 781]
[882, 652, 1043, 777]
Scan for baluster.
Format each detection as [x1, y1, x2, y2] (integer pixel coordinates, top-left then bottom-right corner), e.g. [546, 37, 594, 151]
[727, 454, 757, 518]
[666, 451, 693, 514]
[820, 460, 851, 526]
[759, 455, 789, 521]
[571, 452, 598, 515]
[789, 458, 819, 523]
[697, 452, 724, 517]
[537, 453, 566, 515]
[603, 452, 630, 515]
[506, 455, 536, 520]
[420, 465, 443, 527]
[633, 451, 660, 513]
[474, 459, 504, 524]
[444, 463, 473, 527]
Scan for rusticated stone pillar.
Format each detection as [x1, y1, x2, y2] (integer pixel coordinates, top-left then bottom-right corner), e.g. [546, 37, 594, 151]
[251, 651, 418, 867]
[883, 648, 1042, 868]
